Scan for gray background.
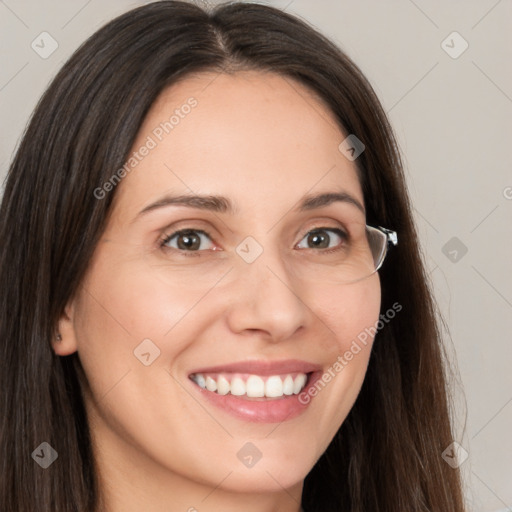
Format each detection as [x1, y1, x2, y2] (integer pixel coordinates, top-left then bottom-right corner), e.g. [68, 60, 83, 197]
[1, 1, 511, 510]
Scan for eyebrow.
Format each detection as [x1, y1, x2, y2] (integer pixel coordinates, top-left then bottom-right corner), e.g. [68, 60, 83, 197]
[135, 190, 365, 220]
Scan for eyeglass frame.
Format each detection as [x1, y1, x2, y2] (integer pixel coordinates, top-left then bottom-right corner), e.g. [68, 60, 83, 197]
[366, 225, 397, 273]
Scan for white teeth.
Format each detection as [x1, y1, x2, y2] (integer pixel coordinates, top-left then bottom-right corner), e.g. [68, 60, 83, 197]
[217, 376, 230, 395]
[196, 374, 206, 389]
[246, 375, 265, 397]
[230, 377, 246, 396]
[293, 374, 307, 394]
[265, 376, 283, 398]
[191, 372, 309, 398]
[205, 376, 217, 392]
[283, 375, 294, 395]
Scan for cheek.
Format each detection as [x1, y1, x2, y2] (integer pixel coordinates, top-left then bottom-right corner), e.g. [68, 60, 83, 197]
[315, 274, 381, 352]
[304, 275, 381, 436]
[76, 246, 216, 345]
[71, 250, 197, 396]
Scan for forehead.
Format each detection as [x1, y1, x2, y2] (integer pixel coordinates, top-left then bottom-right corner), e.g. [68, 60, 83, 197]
[112, 70, 363, 220]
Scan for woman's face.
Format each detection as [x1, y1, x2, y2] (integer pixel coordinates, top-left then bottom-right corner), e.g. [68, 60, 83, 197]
[57, 70, 381, 504]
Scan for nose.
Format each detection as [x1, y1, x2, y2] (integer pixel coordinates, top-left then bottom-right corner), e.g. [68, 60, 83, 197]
[224, 248, 311, 343]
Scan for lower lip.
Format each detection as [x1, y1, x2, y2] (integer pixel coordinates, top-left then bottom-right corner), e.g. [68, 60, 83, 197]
[190, 372, 321, 423]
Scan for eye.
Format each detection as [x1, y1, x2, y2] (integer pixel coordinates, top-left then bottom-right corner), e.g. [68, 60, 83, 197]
[161, 229, 215, 252]
[296, 227, 348, 251]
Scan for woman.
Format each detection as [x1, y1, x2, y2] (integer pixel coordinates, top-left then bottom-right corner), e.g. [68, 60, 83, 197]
[0, 1, 466, 511]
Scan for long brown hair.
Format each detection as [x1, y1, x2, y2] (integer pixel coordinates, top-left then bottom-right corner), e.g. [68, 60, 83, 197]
[0, 2, 465, 510]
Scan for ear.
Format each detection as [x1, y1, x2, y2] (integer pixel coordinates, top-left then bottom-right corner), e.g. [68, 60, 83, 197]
[53, 299, 79, 356]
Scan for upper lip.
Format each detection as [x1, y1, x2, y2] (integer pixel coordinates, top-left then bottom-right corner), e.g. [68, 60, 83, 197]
[189, 359, 322, 376]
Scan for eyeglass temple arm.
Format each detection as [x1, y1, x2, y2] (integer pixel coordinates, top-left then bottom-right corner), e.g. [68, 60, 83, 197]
[378, 226, 398, 246]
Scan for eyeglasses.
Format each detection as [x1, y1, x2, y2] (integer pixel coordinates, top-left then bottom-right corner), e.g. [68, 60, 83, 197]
[142, 223, 397, 287]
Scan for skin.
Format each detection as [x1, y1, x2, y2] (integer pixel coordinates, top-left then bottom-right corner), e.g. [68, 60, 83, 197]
[55, 70, 381, 512]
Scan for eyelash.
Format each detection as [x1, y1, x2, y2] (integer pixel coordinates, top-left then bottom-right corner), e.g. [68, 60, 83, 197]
[159, 226, 349, 257]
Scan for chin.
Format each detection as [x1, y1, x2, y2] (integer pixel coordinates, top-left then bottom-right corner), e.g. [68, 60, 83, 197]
[210, 446, 318, 494]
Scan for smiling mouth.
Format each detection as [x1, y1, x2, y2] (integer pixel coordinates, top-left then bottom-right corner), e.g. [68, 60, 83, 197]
[189, 372, 310, 399]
